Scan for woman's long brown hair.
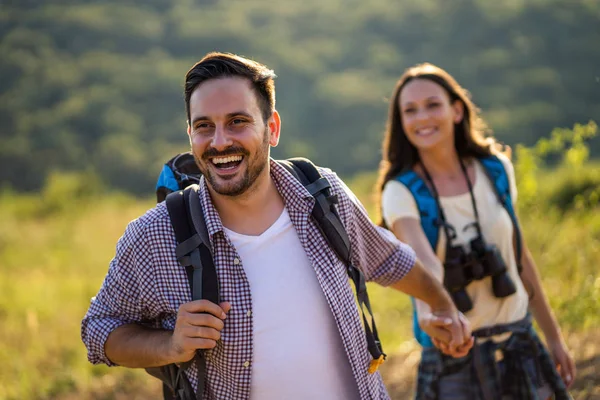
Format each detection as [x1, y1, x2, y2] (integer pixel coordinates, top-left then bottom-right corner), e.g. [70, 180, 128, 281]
[376, 63, 506, 226]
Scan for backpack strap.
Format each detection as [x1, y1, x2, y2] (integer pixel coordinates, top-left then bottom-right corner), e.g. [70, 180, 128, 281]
[479, 156, 523, 273]
[168, 186, 218, 304]
[147, 186, 218, 400]
[280, 158, 351, 262]
[278, 158, 386, 372]
[395, 171, 439, 348]
[396, 171, 441, 251]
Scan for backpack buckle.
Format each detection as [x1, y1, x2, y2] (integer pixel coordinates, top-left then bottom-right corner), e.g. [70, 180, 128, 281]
[368, 355, 385, 374]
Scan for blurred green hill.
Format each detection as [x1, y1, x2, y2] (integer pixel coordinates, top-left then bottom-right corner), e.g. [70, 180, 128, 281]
[1, 0, 599, 194]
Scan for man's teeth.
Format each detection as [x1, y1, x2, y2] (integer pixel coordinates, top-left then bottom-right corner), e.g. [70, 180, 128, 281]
[212, 155, 243, 164]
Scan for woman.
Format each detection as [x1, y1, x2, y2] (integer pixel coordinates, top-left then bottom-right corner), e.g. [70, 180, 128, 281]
[377, 63, 574, 399]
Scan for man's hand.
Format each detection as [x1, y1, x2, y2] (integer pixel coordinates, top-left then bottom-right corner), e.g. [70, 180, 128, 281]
[418, 312, 454, 344]
[428, 312, 474, 358]
[104, 300, 231, 368]
[168, 300, 231, 364]
[420, 309, 473, 358]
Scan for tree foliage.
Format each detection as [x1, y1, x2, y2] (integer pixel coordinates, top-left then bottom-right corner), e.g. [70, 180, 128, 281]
[1, 0, 599, 194]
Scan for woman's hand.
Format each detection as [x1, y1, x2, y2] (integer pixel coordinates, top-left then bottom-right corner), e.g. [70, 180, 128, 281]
[548, 338, 576, 388]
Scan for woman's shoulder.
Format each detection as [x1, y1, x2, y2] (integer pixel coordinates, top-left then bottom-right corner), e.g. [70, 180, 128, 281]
[383, 172, 418, 197]
[381, 176, 420, 222]
[494, 150, 514, 169]
[474, 151, 514, 176]
[384, 176, 409, 190]
[475, 151, 518, 201]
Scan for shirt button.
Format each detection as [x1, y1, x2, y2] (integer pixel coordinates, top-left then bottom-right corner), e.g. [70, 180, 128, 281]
[246, 310, 252, 317]
[233, 258, 240, 265]
[243, 361, 250, 368]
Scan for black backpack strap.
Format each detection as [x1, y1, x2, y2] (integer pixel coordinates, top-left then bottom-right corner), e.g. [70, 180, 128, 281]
[168, 187, 219, 304]
[185, 186, 219, 305]
[278, 158, 386, 372]
[148, 186, 218, 400]
[167, 188, 199, 296]
[278, 158, 351, 262]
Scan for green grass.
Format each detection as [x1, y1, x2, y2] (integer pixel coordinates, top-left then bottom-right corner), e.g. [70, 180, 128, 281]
[0, 189, 156, 399]
[0, 160, 599, 398]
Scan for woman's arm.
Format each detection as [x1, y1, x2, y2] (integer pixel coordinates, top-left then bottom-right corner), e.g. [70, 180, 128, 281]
[520, 240, 576, 388]
[499, 152, 574, 386]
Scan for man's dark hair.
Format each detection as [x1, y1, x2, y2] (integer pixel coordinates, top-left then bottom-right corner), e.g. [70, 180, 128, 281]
[184, 52, 277, 123]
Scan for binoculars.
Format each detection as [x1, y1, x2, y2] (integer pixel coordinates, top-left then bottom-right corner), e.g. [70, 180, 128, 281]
[443, 236, 517, 313]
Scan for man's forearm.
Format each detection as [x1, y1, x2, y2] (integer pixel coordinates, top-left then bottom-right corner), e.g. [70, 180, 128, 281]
[391, 259, 454, 312]
[105, 324, 176, 368]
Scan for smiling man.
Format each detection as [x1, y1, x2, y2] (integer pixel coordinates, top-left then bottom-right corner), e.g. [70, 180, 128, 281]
[81, 52, 471, 400]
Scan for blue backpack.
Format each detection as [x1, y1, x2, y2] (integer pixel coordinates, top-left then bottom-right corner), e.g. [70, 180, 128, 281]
[395, 155, 523, 347]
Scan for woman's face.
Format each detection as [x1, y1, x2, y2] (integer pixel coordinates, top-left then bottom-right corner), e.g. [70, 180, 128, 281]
[398, 78, 464, 152]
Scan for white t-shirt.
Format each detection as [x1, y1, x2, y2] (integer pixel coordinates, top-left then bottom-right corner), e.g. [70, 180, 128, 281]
[381, 154, 528, 335]
[223, 208, 360, 400]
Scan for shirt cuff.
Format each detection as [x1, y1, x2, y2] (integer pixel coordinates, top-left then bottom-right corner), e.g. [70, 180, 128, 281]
[371, 242, 417, 287]
[83, 317, 133, 366]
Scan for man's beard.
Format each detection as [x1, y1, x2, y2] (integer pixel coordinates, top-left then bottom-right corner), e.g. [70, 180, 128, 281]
[194, 127, 270, 197]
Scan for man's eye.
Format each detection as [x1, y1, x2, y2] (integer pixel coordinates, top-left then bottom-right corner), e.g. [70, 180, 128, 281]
[428, 103, 441, 108]
[231, 118, 245, 125]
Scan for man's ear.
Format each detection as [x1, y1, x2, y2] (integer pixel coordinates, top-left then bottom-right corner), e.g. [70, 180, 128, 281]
[187, 123, 192, 145]
[453, 100, 465, 124]
[267, 110, 281, 147]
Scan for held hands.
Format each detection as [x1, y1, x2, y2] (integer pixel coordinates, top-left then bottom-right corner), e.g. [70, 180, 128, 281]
[431, 313, 474, 358]
[168, 300, 231, 364]
[419, 310, 474, 358]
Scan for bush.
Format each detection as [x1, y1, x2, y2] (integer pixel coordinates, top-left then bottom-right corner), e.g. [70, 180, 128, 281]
[515, 121, 598, 212]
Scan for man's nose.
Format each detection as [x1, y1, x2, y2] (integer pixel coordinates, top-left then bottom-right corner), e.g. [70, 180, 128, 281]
[210, 126, 233, 150]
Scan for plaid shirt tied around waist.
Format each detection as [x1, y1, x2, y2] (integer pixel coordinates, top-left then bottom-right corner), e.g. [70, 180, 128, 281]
[415, 315, 571, 400]
[81, 159, 417, 400]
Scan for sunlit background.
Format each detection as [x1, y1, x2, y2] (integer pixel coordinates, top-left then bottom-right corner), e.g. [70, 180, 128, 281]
[1, 0, 599, 398]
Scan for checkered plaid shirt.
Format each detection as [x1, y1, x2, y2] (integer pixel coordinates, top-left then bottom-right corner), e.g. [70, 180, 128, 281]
[81, 159, 416, 399]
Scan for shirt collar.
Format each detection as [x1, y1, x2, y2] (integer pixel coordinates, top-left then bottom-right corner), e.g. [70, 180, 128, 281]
[197, 158, 315, 239]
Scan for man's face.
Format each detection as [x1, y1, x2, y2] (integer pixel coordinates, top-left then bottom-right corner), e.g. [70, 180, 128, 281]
[187, 77, 280, 197]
